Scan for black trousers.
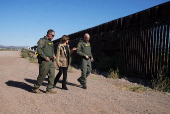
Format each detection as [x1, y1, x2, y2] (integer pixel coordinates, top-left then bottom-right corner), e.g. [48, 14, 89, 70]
[54, 67, 68, 88]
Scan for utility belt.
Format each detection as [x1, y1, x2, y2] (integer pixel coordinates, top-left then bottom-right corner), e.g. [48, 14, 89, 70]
[82, 56, 91, 60]
[41, 57, 54, 62]
[49, 57, 54, 60]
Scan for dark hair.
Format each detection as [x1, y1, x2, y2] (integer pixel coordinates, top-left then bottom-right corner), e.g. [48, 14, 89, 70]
[47, 29, 55, 35]
[60, 35, 69, 44]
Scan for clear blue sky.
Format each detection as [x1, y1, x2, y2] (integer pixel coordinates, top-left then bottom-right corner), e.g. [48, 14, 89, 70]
[0, 0, 169, 47]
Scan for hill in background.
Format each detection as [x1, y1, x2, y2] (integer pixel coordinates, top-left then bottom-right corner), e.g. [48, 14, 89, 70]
[0, 45, 30, 50]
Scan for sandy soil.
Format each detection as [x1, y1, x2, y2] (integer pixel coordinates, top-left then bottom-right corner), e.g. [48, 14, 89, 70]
[0, 51, 169, 114]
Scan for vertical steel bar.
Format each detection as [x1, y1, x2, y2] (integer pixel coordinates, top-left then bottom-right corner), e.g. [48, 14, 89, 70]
[150, 26, 154, 76]
[139, 30, 143, 74]
[165, 25, 169, 69]
[147, 27, 151, 76]
[155, 25, 160, 75]
[158, 25, 163, 71]
[162, 25, 166, 68]
[144, 29, 147, 75]
[153, 26, 157, 75]
[132, 30, 135, 73]
[130, 31, 133, 72]
[127, 31, 130, 72]
[135, 29, 138, 74]
[141, 29, 144, 75]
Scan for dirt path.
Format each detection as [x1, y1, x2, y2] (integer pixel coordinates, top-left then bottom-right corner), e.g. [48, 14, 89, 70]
[0, 51, 169, 114]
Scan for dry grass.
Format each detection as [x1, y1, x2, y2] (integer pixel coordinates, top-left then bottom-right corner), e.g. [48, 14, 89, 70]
[21, 49, 37, 63]
[115, 84, 152, 93]
[91, 76, 101, 81]
[92, 69, 98, 75]
[29, 57, 38, 63]
[107, 68, 119, 79]
[21, 50, 29, 58]
[151, 66, 170, 92]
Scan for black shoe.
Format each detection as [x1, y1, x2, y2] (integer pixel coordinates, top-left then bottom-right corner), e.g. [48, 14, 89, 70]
[62, 87, 68, 90]
[77, 78, 83, 85]
[82, 85, 87, 89]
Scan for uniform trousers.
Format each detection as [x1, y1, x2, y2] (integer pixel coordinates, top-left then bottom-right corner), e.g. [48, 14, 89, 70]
[34, 60, 55, 91]
[78, 58, 91, 85]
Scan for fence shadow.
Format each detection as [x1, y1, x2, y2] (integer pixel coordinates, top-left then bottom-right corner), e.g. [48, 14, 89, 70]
[5, 80, 37, 93]
[119, 75, 152, 87]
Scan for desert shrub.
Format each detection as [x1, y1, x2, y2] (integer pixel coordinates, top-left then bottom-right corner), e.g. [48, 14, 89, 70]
[29, 56, 38, 63]
[21, 50, 29, 58]
[21, 49, 38, 63]
[92, 69, 98, 75]
[115, 83, 151, 93]
[151, 66, 170, 92]
[128, 84, 150, 93]
[107, 68, 119, 79]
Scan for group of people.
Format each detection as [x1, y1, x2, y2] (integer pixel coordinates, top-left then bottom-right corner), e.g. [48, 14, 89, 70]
[32, 29, 94, 94]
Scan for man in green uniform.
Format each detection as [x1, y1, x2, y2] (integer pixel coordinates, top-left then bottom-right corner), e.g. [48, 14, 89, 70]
[33, 29, 57, 94]
[77, 33, 94, 89]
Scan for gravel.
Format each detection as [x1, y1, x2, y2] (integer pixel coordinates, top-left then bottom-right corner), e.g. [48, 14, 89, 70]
[0, 51, 170, 114]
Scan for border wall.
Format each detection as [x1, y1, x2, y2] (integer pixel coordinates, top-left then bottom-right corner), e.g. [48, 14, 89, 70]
[32, 1, 170, 78]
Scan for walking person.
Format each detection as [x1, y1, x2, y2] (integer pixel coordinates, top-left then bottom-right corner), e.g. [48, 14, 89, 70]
[77, 33, 94, 89]
[33, 29, 57, 94]
[54, 35, 77, 90]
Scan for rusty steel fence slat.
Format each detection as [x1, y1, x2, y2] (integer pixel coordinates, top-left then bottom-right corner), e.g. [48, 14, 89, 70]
[150, 26, 153, 76]
[165, 25, 169, 69]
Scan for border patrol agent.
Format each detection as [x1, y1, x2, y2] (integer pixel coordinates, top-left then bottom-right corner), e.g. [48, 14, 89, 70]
[77, 33, 94, 89]
[33, 29, 57, 94]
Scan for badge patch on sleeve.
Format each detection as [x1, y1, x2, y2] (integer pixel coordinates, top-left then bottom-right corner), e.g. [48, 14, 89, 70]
[38, 40, 42, 44]
[85, 43, 90, 46]
[48, 42, 53, 45]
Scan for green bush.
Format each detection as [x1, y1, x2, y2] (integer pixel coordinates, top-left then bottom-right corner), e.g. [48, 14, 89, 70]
[29, 56, 38, 63]
[151, 66, 170, 92]
[107, 68, 119, 79]
[21, 51, 29, 58]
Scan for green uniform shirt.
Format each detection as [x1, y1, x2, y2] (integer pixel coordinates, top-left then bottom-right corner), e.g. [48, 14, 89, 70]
[77, 40, 93, 58]
[37, 36, 54, 60]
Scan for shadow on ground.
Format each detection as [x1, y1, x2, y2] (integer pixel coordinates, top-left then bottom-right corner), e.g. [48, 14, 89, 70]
[91, 70, 152, 87]
[119, 76, 152, 88]
[5, 80, 38, 93]
[25, 78, 47, 86]
[25, 78, 81, 89]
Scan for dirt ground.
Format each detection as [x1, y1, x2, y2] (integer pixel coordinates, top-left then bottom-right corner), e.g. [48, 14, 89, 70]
[0, 51, 170, 114]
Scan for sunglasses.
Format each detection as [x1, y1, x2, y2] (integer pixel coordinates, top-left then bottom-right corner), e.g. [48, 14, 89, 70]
[51, 34, 55, 37]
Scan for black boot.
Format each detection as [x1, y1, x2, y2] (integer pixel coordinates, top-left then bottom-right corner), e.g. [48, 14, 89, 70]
[82, 85, 87, 89]
[77, 78, 83, 85]
[62, 86, 68, 90]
